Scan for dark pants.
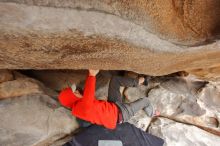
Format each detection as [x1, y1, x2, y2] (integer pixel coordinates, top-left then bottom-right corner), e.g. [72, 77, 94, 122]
[108, 76, 152, 122]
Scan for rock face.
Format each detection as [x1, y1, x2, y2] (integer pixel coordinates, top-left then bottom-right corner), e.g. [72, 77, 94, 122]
[27, 70, 113, 98]
[0, 94, 78, 146]
[0, 70, 14, 83]
[187, 65, 220, 81]
[147, 77, 220, 136]
[149, 118, 220, 146]
[1, 0, 220, 46]
[0, 71, 79, 146]
[123, 73, 220, 135]
[28, 70, 88, 91]
[0, 78, 43, 99]
[0, 1, 220, 79]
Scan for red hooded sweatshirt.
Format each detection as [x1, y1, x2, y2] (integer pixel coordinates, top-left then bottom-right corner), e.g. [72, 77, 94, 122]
[58, 75, 118, 129]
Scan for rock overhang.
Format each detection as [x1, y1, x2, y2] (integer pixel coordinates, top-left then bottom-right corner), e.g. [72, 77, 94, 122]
[1, 0, 220, 45]
[0, 1, 220, 79]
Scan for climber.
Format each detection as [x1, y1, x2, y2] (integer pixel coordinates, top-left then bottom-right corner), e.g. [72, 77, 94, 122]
[58, 69, 159, 129]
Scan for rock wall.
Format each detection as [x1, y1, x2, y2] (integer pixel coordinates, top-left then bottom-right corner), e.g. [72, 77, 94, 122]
[0, 1, 220, 79]
[1, 0, 220, 45]
[149, 118, 220, 146]
[0, 70, 79, 146]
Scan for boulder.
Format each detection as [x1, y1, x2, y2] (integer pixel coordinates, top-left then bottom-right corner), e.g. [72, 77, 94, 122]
[158, 76, 208, 98]
[0, 69, 14, 83]
[148, 118, 220, 146]
[124, 85, 149, 102]
[0, 94, 79, 146]
[147, 80, 220, 135]
[199, 81, 220, 108]
[187, 65, 220, 81]
[1, 0, 219, 46]
[128, 110, 152, 131]
[28, 70, 114, 100]
[0, 78, 43, 99]
[29, 70, 87, 91]
[95, 70, 113, 100]
[0, 2, 220, 80]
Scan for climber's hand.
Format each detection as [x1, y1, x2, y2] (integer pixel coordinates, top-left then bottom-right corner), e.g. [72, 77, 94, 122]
[89, 69, 99, 76]
[138, 77, 145, 85]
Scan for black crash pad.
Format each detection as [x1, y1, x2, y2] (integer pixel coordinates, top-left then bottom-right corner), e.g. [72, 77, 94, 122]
[63, 123, 164, 146]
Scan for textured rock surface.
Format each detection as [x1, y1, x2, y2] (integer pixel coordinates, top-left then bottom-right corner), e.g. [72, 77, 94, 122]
[124, 85, 149, 102]
[128, 110, 152, 131]
[123, 73, 220, 134]
[0, 2, 220, 79]
[0, 70, 14, 83]
[28, 70, 87, 91]
[147, 78, 220, 135]
[0, 78, 43, 99]
[28, 70, 113, 98]
[148, 118, 220, 146]
[187, 65, 220, 81]
[0, 72, 78, 145]
[199, 81, 220, 108]
[0, 94, 79, 146]
[1, 0, 220, 45]
[94, 70, 112, 100]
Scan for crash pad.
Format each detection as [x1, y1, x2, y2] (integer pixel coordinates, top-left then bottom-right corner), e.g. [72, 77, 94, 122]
[63, 123, 164, 146]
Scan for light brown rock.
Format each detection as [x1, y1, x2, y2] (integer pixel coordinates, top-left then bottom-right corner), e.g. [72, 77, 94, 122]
[0, 2, 220, 80]
[187, 65, 220, 81]
[0, 70, 14, 83]
[0, 78, 43, 99]
[1, 0, 219, 45]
